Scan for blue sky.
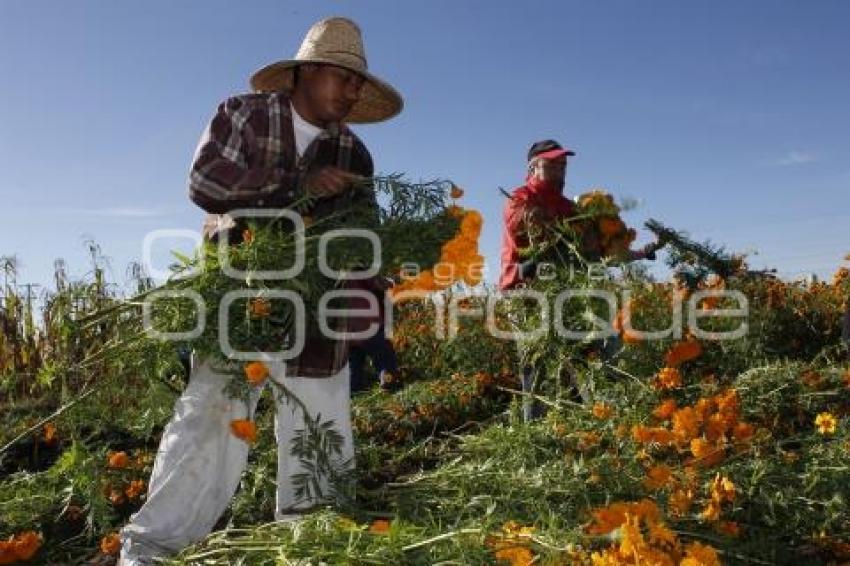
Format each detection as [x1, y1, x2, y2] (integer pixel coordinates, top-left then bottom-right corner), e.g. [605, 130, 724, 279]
[2, 0, 849, 295]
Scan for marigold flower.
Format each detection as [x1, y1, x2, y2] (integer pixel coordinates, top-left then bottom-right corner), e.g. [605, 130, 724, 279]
[732, 422, 754, 442]
[244, 361, 270, 385]
[592, 402, 613, 420]
[700, 499, 722, 522]
[664, 339, 703, 367]
[682, 541, 721, 566]
[815, 412, 838, 435]
[108, 489, 126, 506]
[125, 479, 146, 500]
[672, 407, 701, 442]
[242, 229, 254, 244]
[230, 419, 258, 444]
[643, 465, 674, 491]
[450, 184, 464, 199]
[369, 519, 391, 534]
[668, 488, 693, 516]
[248, 297, 272, 318]
[107, 451, 130, 469]
[801, 370, 824, 389]
[493, 546, 534, 566]
[655, 367, 682, 390]
[716, 521, 741, 537]
[42, 422, 58, 446]
[0, 531, 42, 562]
[652, 399, 678, 420]
[100, 533, 121, 556]
[647, 520, 677, 547]
[711, 473, 736, 504]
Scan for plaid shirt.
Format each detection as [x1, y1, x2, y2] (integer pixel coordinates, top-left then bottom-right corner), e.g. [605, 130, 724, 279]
[189, 92, 375, 378]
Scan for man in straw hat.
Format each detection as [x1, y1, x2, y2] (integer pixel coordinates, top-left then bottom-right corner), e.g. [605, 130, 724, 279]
[119, 17, 402, 564]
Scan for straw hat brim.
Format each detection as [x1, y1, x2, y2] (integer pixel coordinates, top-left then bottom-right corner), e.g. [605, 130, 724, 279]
[250, 59, 403, 124]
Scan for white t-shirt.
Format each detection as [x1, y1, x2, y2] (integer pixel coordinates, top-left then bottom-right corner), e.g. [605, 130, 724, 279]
[291, 103, 323, 159]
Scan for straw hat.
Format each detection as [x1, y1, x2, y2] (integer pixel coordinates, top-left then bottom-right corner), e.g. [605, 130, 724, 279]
[250, 17, 403, 124]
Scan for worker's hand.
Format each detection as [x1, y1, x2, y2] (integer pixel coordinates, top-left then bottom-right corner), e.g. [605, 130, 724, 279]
[304, 166, 362, 199]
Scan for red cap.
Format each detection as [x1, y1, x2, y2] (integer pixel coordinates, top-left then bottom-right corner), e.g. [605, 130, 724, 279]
[527, 139, 576, 162]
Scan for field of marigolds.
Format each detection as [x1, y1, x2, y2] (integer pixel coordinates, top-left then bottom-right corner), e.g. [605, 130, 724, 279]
[2, 226, 850, 564]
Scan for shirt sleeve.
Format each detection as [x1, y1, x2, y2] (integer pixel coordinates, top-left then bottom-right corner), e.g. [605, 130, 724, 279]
[188, 96, 303, 214]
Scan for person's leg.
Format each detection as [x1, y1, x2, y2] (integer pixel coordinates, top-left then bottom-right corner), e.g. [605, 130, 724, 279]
[272, 365, 355, 518]
[521, 363, 547, 422]
[348, 345, 368, 394]
[119, 355, 260, 565]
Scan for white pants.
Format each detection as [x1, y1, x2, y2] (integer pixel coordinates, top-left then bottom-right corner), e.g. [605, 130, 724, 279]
[118, 355, 353, 565]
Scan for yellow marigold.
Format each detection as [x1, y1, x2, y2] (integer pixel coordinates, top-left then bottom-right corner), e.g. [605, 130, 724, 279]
[230, 419, 258, 444]
[682, 542, 721, 566]
[369, 519, 391, 534]
[711, 473, 736, 504]
[592, 402, 613, 420]
[643, 465, 674, 491]
[664, 339, 703, 367]
[450, 184, 464, 199]
[244, 361, 270, 385]
[493, 546, 534, 566]
[700, 499, 722, 522]
[655, 367, 682, 390]
[815, 412, 838, 435]
[248, 297, 272, 318]
[107, 451, 130, 469]
[653, 399, 678, 420]
[100, 533, 121, 556]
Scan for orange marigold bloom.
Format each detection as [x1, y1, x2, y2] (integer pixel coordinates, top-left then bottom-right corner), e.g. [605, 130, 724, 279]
[100, 533, 121, 556]
[125, 479, 146, 500]
[107, 451, 130, 469]
[682, 541, 721, 566]
[704, 413, 729, 442]
[716, 521, 741, 537]
[643, 465, 674, 491]
[632, 425, 675, 446]
[668, 488, 693, 516]
[42, 422, 58, 446]
[599, 216, 625, 237]
[733, 422, 754, 442]
[664, 339, 703, 367]
[801, 370, 823, 389]
[244, 361, 270, 385]
[242, 229, 254, 244]
[230, 419, 258, 444]
[369, 519, 391, 534]
[0, 531, 42, 562]
[655, 367, 682, 390]
[248, 297, 272, 318]
[493, 546, 534, 566]
[652, 399, 678, 421]
[592, 402, 613, 420]
[450, 184, 464, 199]
[672, 407, 702, 442]
[700, 499, 722, 522]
